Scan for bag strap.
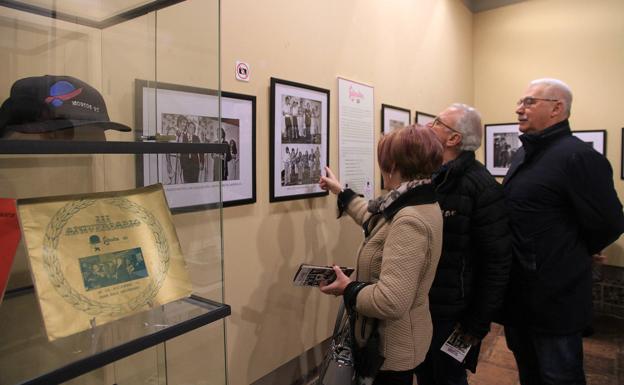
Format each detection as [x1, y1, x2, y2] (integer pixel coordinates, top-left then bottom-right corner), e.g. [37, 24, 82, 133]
[333, 301, 346, 337]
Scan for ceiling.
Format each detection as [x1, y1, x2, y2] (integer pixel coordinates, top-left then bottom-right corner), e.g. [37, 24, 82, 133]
[462, 0, 528, 13]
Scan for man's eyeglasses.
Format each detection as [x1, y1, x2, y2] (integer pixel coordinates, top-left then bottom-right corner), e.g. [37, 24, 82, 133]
[431, 117, 459, 133]
[516, 97, 559, 108]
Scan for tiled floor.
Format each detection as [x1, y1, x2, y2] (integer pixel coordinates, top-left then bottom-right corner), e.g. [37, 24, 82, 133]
[467, 316, 624, 385]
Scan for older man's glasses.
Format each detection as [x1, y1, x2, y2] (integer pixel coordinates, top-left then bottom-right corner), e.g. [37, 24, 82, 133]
[517, 96, 559, 108]
[431, 117, 459, 133]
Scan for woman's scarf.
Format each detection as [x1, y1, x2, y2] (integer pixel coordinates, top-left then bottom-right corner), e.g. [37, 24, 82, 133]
[367, 178, 432, 214]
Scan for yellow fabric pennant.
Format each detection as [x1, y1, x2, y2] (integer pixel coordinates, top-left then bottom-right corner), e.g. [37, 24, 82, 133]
[17, 184, 192, 340]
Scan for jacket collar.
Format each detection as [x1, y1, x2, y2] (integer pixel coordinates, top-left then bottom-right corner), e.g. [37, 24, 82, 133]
[503, 119, 571, 184]
[433, 151, 475, 189]
[382, 183, 437, 221]
[519, 119, 571, 159]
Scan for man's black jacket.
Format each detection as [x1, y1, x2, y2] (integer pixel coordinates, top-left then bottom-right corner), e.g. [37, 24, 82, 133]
[431, 151, 512, 339]
[503, 119, 624, 334]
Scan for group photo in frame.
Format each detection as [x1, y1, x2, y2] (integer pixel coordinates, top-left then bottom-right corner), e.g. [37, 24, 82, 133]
[269, 77, 329, 202]
[415, 110, 435, 126]
[572, 130, 606, 155]
[381, 104, 411, 134]
[484, 123, 521, 177]
[135, 80, 256, 211]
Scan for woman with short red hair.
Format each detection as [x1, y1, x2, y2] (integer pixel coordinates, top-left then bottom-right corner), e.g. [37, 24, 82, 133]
[319, 124, 444, 385]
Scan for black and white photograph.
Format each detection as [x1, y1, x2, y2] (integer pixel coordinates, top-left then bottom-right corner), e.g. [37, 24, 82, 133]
[415, 111, 435, 126]
[280, 95, 322, 145]
[159, 114, 241, 184]
[136, 80, 256, 210]
[484, 123, 521, 177]
[492, 132, 520, 168]
[280, 144, 322, 187]
[381, 104, 411, 134]
[270, 78, 329, 202]
[572, 130, 606, 155]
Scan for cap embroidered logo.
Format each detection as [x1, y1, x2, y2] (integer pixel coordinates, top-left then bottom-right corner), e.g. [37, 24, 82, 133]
[45, 81, 83, 107]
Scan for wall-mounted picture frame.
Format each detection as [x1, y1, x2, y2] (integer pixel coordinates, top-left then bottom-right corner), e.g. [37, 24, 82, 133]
[269, 77, 329, 202]
[572, 130, 606, 155]
[135, 80, 256, 211]
[415, 111, 435, 126]
[381, 104, 411, 134]
[379, 104, 411, 189]
[484, 123, 521, 177]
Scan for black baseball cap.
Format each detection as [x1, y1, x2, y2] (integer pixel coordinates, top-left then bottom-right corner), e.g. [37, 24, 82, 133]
[0, 75, 131, 136]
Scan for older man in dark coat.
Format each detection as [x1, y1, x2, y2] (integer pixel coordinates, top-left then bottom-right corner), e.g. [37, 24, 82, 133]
[503, 78, 624, 385]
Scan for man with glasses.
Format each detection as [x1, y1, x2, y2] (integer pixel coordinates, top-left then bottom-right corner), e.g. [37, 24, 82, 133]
[415, 103, 512, 385]
[503, 78, 624, 385]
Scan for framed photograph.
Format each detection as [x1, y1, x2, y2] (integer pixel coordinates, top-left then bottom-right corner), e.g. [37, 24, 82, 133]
[484, 123, 521, 177]
[572, 130, 606, 155]
[381, 104, 411, 134]
[415, 111, 435, 126]
[270, 77, 329, 202]
[135, 80, 256, 211]
[379, 104, 410, 189]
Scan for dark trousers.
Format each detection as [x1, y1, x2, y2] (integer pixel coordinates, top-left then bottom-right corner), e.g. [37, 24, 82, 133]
[373, 369, 414, 385]
[414, 320, 469, 385]
[504, 326, 586, 385]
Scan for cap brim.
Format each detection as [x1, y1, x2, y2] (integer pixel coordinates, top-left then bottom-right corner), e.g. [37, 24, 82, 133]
[6, 119, 132, 133]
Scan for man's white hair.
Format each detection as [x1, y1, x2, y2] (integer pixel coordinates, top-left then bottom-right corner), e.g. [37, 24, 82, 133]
[452, 103, 482, 151]
[529, 78, 573, 117]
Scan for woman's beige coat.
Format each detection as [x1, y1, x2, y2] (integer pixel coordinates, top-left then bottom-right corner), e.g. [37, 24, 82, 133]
[345, 192, 443, 371]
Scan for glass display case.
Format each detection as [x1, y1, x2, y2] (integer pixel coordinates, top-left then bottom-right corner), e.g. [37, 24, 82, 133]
[0, 1, 228, 384]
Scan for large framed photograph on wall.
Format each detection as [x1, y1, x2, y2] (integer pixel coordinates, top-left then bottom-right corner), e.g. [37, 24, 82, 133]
[381, 104, 411, 134]
[415, 111, 435, 126]
[269, 77, 329, 202]
[484, 123, 521, 177]
[572, 130, 606, 155]
[135, 80, 256, 211]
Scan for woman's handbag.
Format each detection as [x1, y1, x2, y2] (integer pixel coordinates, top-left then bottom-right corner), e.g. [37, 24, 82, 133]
[317, 302, 354, 385]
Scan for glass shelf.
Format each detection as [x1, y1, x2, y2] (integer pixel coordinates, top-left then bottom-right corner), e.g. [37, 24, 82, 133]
[0, 287, 230, 385]
[0, 140, 227, 155]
